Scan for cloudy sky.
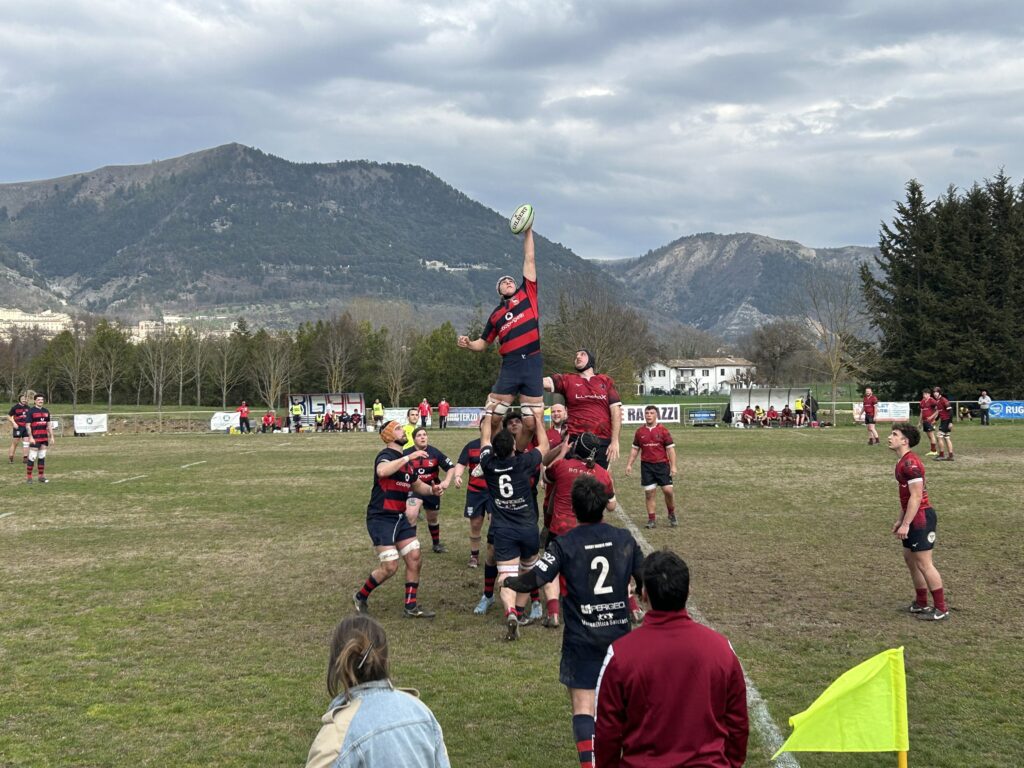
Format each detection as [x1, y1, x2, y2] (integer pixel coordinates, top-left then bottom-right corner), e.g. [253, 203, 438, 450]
[2, 1, 1023, 258]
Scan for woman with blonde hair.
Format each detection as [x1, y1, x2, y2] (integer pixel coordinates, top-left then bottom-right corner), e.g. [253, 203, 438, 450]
[307, 615, 450, 767]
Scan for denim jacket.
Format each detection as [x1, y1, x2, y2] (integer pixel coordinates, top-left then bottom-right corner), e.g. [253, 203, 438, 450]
[306, 680, 450, 768]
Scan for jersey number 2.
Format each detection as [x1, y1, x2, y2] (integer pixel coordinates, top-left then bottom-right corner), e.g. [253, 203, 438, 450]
[591, 555, 613, 595]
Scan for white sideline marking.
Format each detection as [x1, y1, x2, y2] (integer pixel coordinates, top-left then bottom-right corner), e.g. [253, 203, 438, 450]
[614, 503, 800, 767]
[180, 461, 207, 469]
[0, 512, 15, 520]
[111, 475, 147, 485]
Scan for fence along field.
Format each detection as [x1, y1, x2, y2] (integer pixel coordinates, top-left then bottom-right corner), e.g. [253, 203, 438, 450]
[1, 422, 1022, 767]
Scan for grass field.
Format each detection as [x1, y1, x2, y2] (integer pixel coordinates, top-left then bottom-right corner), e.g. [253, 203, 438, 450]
[2, 421, 1022, 767]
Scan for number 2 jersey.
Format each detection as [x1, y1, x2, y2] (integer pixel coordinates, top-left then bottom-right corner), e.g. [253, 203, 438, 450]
[533, 522, 643, 655]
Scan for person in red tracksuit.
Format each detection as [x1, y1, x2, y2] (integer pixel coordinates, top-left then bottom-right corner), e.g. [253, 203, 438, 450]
[596, 551, 748, 768]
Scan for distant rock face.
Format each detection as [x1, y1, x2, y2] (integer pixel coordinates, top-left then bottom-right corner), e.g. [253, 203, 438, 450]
[0, 144, 877, 336]
[604, 233, 877, 338]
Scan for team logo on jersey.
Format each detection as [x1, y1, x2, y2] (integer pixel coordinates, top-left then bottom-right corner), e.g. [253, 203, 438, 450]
[504, 311, 514, 321]
[510, 297, 520, 306]
[927, 531, 936, 544]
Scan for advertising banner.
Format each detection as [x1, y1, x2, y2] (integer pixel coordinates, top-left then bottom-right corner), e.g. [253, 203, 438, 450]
[852, 402, 911, 422]
[621, 404, 681, 425]
[446, 407, 487, 428]
[74, 414, 108, 434]
[211, 411, 241, 431]
[988, 401, 1024, 419]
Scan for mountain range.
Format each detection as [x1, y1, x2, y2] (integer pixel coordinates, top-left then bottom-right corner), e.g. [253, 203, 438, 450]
[0, 144, 877, 338]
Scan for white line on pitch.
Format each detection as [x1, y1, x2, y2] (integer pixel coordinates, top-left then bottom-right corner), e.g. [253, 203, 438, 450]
[0, 512, 15, 520]
[111, 475, 148, 485]
[613, 503, 800, 768]
[180, 461, 207, 469]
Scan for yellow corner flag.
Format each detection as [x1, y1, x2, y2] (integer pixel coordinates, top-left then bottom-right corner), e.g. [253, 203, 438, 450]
[773, 647, 909, 758]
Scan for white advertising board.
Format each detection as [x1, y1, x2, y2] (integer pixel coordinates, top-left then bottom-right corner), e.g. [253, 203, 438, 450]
[74, 414, 108, 434]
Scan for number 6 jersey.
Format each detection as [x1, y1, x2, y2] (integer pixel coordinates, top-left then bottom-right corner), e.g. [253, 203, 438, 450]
[478, 445, 543, 528]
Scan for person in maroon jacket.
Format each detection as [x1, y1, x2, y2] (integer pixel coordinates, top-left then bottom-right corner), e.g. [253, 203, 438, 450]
[595, 551, 748, 768]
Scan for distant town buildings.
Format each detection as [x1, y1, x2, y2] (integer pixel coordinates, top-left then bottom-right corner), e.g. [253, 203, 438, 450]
[0, 307, 235, 343]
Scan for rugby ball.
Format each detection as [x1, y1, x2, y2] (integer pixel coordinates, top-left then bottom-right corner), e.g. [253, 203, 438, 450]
[509, 204, 534, 234]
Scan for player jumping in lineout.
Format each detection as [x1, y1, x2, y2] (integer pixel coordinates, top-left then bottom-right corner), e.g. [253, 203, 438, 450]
[457, 223, 544, 445]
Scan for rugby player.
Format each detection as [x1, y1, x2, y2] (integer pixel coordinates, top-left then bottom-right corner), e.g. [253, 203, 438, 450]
[457, 226, 544, 443]
[477, 404, 549, 639]
[863, 387, 880, 445]
[539, 432, 616, 629]
[7, 391, 31, 464]
[932, 387, 954, 461]
[353, 421, 440, 618]
[404, 427, 456, 553]
[25, 394, 53, 483]
[624, 405, 677, 528]
[919, 387, 939, 455]
[543, 350, 622, 468]
[888, 422, 948, 620]
[454, 422, 488, 569]
[504, 473, 643, 768]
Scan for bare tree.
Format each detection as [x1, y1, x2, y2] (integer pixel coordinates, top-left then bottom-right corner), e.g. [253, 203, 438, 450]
[738, 319, 816, 385]
[138, 332, 174, 411]
[0, 328, 47, 401]
[250, 331, 296, 410]
[660, 322, 725, 361]
[208, 336, 245, 408]
[544, 276, 659, 390]
[799, 276, 877, 418]
[191, 332, 209, 406]
[90, 321, 133, 408]
[317, 313, 360, 393]
[380, 325, 416, 406]
[52, 328, 89, 410]
[169, 329, 197, 407]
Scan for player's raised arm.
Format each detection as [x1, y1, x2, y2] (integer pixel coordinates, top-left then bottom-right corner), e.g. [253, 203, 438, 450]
[522, 227, 536, 283]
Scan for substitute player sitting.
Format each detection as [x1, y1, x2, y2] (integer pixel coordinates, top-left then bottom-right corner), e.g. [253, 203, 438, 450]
[504, 474, 643, 768]
[457, 226, 543, 443]
[624, 405, 677, 528]
[478, 403, 549, 640]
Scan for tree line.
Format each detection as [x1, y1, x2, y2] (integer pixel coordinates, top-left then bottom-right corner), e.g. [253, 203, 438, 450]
[0, 282, 672, 411]
[862, 173, 1024, 399]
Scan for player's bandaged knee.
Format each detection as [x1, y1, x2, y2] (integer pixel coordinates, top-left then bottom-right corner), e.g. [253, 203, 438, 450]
[378, 548, 400, 562]
[486, 398, 510, 416]
[398, 540, 421, 556]
[520, 558, 537, 571]
[28, 448, 38, 461]
[37, 447, 46, 459]
[497, 564, 519, 576]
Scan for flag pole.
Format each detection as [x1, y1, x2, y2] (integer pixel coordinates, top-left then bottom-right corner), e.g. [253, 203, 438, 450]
[898, 751, 908, 767]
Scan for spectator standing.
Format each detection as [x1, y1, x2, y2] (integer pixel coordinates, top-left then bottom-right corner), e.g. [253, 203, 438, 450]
[794, 396, 805, 426]
[978, 390, 992, 425]
[290, 401, 303, 433]
[372, 398, 385, 431]
[236, 400, 251, 433]
[306, 615, 450, 768]
[595, 551, 748, 768]
[418, 398, 432, 428]
[437, 398, 450, 430]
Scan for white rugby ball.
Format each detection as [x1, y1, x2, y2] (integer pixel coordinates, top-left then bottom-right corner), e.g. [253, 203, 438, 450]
[509, 204, 535, 234]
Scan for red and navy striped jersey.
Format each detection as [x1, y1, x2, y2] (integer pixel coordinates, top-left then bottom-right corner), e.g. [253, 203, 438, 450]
[457, 438, 488, 493]
[26, 406, 51, 443]
[367, 448, 415, 516]
[483, 276, 541, 356]
[8, 402, 29, 427]
[404, 445, 454, 486]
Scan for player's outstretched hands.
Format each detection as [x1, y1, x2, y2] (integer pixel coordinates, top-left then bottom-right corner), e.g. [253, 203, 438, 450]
[406, 450, 428, 461]
[457, 335, 470, 348]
